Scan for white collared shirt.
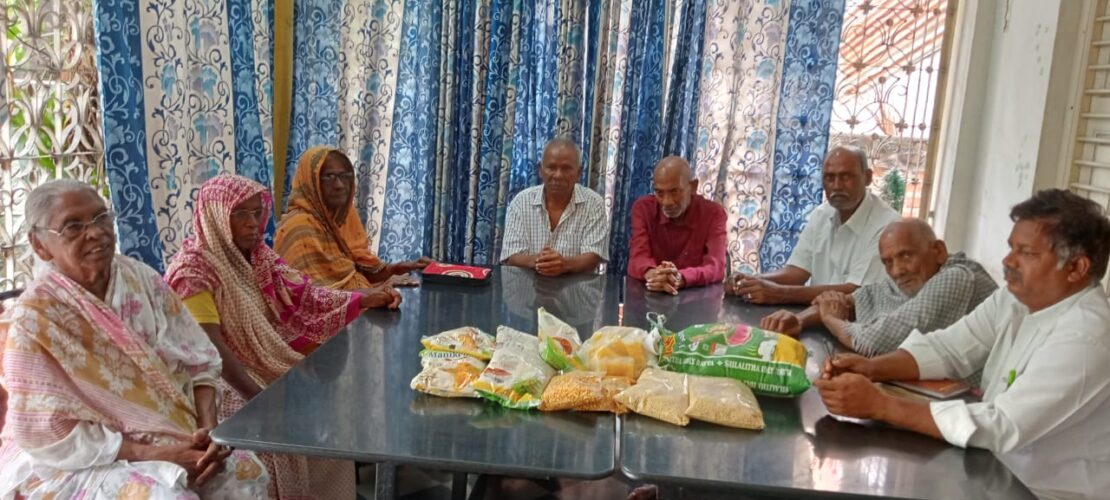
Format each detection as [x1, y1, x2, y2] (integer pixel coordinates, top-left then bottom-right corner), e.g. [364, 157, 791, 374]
[900, 285, 1110, 499]
[499, 184, 610, 262]
[786, 192, 899, 285]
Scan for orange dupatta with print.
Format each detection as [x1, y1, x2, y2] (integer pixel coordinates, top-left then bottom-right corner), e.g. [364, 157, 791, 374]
[275, 146, 384, 291]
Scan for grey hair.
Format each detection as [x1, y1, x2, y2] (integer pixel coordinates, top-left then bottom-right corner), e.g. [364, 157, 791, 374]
[542, 137, 582, 167]
[26, 179, 100, 231]
[828, 144, 870, 173]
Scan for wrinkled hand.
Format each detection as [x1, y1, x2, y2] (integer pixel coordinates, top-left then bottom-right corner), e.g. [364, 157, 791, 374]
[813, 290, 848, 305]
[761, 310, 801, 336]
[154, 440, 208, 487]
[535, 247, 566, 277]
[814, 373, 885, 419]
[723, 273, 751, 296]
[645, 264, 680, 295]
[358, 286, 402, 309]
[387, 273, 420, 287]
[821, 353, 873, 380]
[817, 294, 850, 321]
[396, 257, 433, 274]
[191, 428, 231, 486]
[734, 276, 786, 304]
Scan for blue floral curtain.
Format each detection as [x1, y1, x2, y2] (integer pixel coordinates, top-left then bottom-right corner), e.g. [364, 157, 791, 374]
[93, 0, 275, 272]
[94, 0, 846, 276]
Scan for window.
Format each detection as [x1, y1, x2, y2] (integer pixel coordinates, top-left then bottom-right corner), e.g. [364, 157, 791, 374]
[828, 0, 955, 217]
[1062, 0, 1110, 292]
[0, 0, 104, 290]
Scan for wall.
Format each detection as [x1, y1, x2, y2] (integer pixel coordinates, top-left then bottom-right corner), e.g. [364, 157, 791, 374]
[932, 0, 1083, 279]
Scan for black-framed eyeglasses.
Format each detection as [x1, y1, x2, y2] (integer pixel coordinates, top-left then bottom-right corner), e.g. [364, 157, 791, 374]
[320, 172, 354, 183]
[35, 210, 116, 240]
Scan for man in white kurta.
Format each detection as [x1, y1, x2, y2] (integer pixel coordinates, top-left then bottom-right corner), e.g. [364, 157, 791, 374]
[814, 189, 1110, 499]
[726, 146, 899, 305]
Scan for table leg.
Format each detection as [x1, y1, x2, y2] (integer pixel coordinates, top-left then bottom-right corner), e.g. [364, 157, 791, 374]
[374, 462, 397, 500]
[451, 472, 468, 500]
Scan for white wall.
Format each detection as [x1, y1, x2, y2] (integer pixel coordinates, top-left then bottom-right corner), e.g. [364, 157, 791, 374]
[932, 0, 1083, 279]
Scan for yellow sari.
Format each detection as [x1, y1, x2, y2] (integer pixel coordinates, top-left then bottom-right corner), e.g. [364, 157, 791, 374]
[275, 146, 384, 290]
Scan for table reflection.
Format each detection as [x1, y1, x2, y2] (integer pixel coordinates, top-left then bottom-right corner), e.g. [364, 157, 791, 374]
[501, 267, 606, 334]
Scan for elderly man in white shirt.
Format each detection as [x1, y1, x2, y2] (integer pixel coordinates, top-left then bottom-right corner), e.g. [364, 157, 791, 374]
[725, 145, 899, 305]
[815, 189, 1110, 500]
[501, 138, 609, 276]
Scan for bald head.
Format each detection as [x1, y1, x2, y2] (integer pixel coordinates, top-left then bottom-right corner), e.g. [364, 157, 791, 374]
[655, 156, 692, 183]
[881, 218, 937, 245]
[878, 218, 948, 296]
[653, 156, 697, 219]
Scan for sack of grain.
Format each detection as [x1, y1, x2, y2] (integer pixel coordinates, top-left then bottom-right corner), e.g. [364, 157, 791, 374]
[652, 314, 810, 396]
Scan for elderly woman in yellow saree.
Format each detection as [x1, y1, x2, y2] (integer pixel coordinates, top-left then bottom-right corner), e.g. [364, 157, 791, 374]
[0, 180, 268, 499]
[275, 146, 431, 290]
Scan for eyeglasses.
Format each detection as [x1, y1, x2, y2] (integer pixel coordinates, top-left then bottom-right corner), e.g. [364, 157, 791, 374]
[230, 208, 266, 222]
[320, 172, 354, 183]
[36, 210, 115, 240]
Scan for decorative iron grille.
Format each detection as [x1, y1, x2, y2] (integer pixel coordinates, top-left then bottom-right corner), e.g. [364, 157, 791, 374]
[0, 0, 104, 291]
[829, 0, 953, 216]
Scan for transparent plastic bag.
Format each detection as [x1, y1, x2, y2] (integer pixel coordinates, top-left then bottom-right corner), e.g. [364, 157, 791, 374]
[471, 326, 555, 410]
[538, 307, 584, 371]
[580, 326, 658, 379]
[539, 371, 606, 411]
[420, 326, 496, 360]
[686, 374, 765, 430]
[614, 368, 689, 426]
[409, 356, 487, 398]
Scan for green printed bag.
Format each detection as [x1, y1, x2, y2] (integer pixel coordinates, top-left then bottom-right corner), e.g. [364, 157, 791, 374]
[650, 314, 811, 396]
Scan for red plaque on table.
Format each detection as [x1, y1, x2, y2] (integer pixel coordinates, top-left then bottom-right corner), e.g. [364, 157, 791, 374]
[420, 262, 493, 286]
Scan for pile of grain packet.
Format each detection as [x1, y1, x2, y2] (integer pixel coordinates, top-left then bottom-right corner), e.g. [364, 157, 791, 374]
[536, 307, 662, 414]
[410, 327, 495, 398]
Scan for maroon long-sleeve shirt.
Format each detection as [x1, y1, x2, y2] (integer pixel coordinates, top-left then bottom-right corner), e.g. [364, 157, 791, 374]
[626, 194, 727, 287]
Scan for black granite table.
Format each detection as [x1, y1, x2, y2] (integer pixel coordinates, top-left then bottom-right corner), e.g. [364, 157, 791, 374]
[212, 267, 1033, 500]
[618, 281, 1035, 500]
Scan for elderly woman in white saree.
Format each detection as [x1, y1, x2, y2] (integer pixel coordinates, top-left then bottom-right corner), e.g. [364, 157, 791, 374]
[0, 180, 269, 499]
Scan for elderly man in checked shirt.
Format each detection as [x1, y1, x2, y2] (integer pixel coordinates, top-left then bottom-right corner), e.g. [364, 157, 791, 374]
[500, 138, 609, 275]
[761, 218, 997, 357]
[814, 189, 1110, 500]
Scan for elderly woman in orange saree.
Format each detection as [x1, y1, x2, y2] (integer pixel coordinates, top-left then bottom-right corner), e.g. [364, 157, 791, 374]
[275, 146, 431, 290]
[165, 174, 400, 499]
[0, 179, 268, 499]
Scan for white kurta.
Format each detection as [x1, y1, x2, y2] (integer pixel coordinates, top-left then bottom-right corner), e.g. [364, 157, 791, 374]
[900, 285, 1110, 500]
[786, 192, 900, 286]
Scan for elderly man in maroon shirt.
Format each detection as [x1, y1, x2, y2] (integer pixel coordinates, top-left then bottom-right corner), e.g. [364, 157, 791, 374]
[627, 156, 727, 294]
